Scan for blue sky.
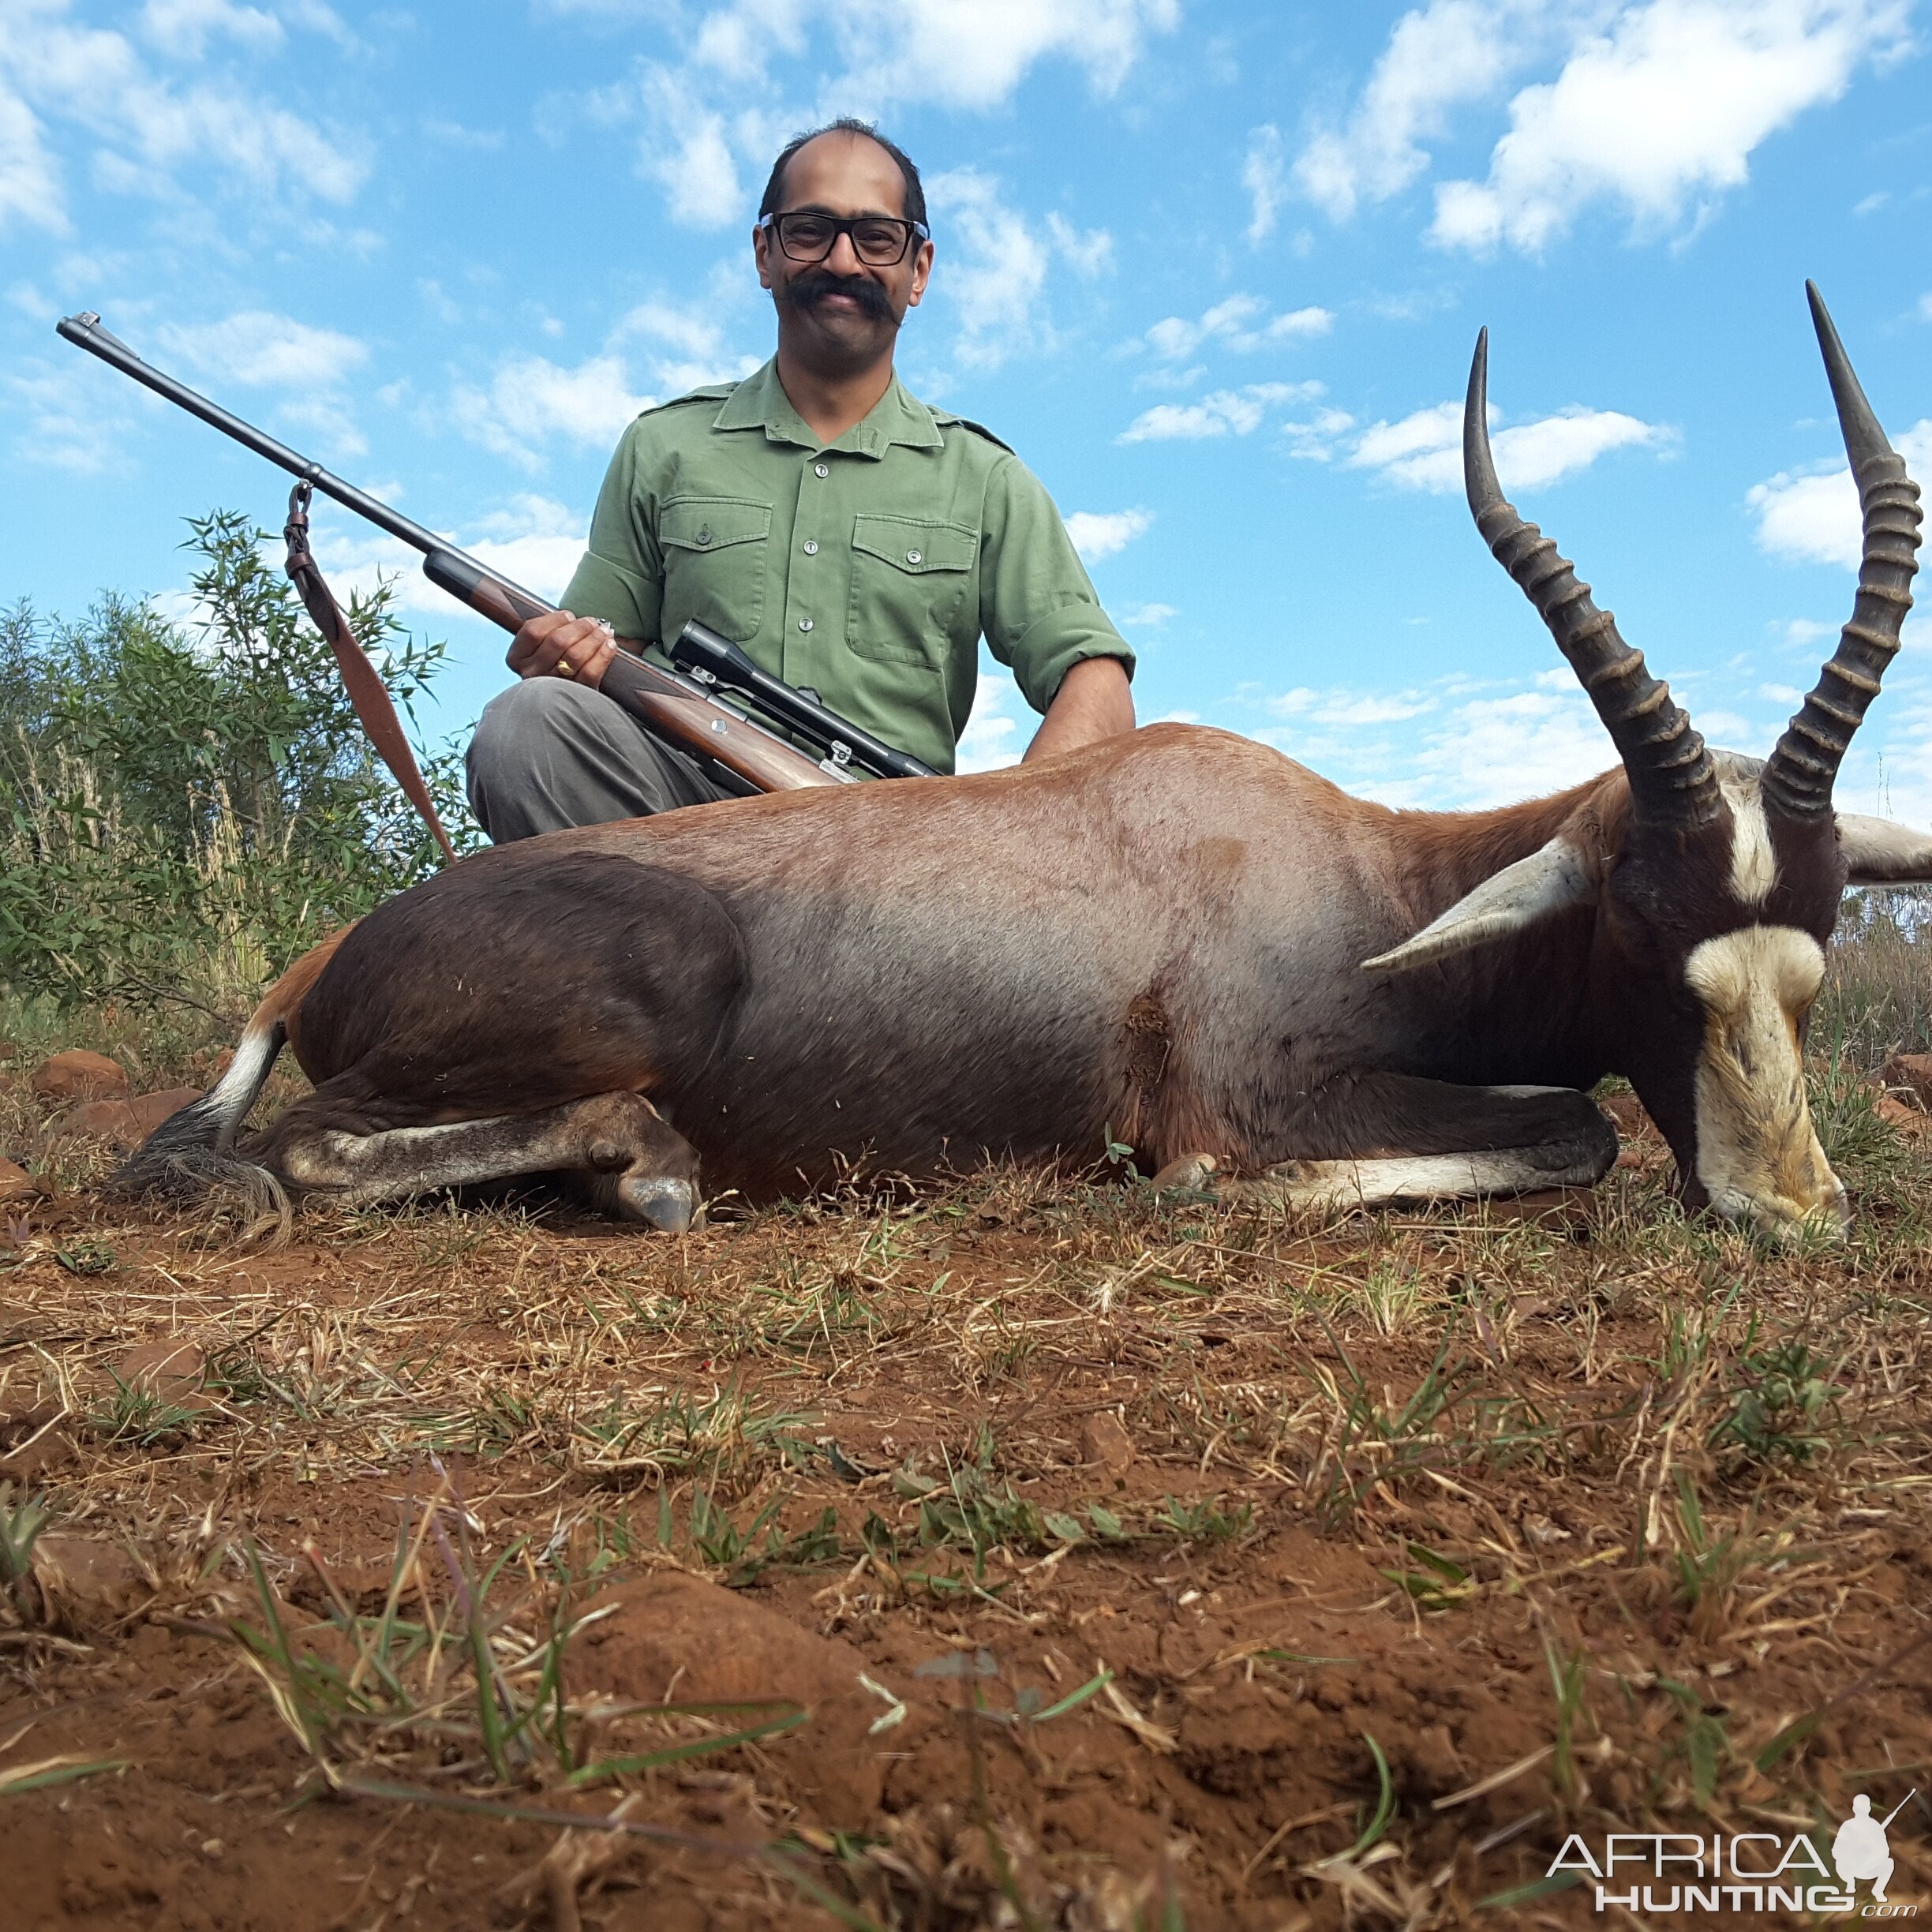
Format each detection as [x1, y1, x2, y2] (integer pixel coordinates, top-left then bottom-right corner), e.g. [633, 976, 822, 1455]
[4, 0, 1930, 818]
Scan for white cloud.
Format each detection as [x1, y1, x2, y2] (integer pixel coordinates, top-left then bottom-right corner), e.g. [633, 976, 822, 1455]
[1045, 211, 1113, 276]
[1270, 685, 1437, 727]
[0, 86, 66, 235]
[611, 301, 761, 391]
[1144, 294, 1333, 360]
[1295, 0, 1552, 223]
[957, 665, 1027, 772]
[1748, 421, 1932, 568]
[157, 309, 367, 388]
[1430, 0, 1912, 253]
[1282, 406, 1358, 462]
[9, 358, 144, 474]
[140, 0, 283, 58]
[1242, 123, 1286, 243]
[456, 354, 655, 468]
[309, 494, 589, 619]
[1118, 381, 1320, 444]
[638, 73, 743, 229]
[1404, 687, 1627, 804]
[610, 2, 1177, 227]
[800, 0, 1181, 110]
[1065, 507, 1152, 562]
[1118, 601, 1177, 627]
[927, 169, 1051, 369]
[1346, 398, 1672, 490]
[0, 3, 367, 217]
[1260, 676, 1621, 809]
[272, 393, 366, 461]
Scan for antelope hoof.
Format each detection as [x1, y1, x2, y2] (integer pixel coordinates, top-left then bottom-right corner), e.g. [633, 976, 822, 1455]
[618, 1173, 698, 1233]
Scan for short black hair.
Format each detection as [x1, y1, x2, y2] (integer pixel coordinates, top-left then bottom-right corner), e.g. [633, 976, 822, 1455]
[758, 117, 927, 231]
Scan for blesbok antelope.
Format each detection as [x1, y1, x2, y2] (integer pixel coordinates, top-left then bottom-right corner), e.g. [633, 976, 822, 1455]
[119, 286, 1925, 1240]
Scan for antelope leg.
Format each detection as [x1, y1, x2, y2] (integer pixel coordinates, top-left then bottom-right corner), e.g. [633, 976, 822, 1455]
[1226, 1076, 1617, 1211]
[271, 1090, 700, 1230]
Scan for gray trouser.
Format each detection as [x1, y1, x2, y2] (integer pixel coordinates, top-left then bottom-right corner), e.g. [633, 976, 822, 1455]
[465, 678, 736, 842]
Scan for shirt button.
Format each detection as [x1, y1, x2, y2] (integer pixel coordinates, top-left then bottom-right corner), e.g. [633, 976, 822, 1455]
[695, 527, 711, 545]
[813, 462, 829, 478]
[798, 616, 814, 632]
[905, 548, 922, 564]
[802, 539, 818, 556]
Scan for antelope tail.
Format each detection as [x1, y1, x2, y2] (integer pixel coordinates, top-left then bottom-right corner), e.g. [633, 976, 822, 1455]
[106, 1009, 290, 1212]
[107, 925, 351, 1213]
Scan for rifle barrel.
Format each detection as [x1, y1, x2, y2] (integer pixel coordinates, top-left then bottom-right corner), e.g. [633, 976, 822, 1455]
[55, 310, 552, 614]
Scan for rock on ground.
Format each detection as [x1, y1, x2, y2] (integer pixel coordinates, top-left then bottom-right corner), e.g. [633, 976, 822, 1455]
[577, 1570, 896, 1822]
[29, 1050, 128, 1103]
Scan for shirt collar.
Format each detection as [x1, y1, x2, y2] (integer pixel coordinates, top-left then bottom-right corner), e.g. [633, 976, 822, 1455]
[711, 358, 946, 459]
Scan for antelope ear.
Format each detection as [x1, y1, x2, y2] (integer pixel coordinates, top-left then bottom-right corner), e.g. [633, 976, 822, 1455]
[1838, 814, 1932, 886]
[1362, 837, 1596, 975]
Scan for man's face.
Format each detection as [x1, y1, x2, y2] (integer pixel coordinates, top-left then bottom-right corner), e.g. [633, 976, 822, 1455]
[754, 133, 933, 373]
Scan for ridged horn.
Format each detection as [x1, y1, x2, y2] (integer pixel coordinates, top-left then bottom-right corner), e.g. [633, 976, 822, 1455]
[1760, 283, 1923, 819]
[1464, 329, 1719, 826]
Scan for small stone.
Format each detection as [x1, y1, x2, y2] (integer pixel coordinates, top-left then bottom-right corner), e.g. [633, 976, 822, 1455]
[1149, 1151, 1218, 1193]
[0, 1158, 33, 1199]
[30, 1049, 129, 1103]
[1080, 1411, 1136, 1474]
[1875, 1094, 1931, 1136]
[583, 1571, 888, 1818]
[1599, 1091, 1656, 1139]
[0, 1040, 16, 1061]
[29, 1533, 152, 1625]
[1878, 1052, 1932, 1111]
[129, 1088, 203, 1140]
[47, 1099, 143, 1148]
[115, 1338, 207, 1403]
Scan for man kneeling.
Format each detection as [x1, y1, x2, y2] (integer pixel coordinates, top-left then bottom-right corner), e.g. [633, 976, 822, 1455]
[468, 118, 1135, 841]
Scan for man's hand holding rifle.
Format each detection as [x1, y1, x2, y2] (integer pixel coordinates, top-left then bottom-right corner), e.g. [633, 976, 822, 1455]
[506, 609, 620, 691]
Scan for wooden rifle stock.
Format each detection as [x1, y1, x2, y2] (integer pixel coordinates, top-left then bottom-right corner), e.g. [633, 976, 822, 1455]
[420, 552, 837, 794]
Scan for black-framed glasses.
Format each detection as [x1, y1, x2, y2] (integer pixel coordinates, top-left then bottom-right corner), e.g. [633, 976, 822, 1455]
[758, 210, 930, 267]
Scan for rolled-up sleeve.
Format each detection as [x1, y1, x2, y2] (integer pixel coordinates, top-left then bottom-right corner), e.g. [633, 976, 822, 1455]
[560, 424, 664, 643]
[979, 457, 1135, 716]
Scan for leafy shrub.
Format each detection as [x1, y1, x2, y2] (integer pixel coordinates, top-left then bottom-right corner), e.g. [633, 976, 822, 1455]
[0, 512, 476, 1019]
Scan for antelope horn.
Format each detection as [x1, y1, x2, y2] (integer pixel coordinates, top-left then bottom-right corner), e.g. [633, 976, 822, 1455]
[1760, 283, 1923, 818]
[1464, 329, 1719, 825]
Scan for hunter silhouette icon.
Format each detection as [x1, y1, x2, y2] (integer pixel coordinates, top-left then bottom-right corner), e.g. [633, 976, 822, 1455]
[1834, 1791, 1915, 1900]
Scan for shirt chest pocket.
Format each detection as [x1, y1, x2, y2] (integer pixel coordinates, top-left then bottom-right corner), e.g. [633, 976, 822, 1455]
[848, 515, 979, 668]
[659, 496, 773, 643]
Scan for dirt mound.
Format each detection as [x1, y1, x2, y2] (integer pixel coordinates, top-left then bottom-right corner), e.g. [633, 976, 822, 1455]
[581, 1571, 893, 1818]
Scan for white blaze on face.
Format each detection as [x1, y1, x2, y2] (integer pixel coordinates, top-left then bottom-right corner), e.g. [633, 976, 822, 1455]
[1683, 923, 1844, 1237]
[1721, 769, 1776, 907]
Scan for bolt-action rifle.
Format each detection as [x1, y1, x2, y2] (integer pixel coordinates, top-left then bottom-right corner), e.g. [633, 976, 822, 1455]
[56, 313, 934, 842]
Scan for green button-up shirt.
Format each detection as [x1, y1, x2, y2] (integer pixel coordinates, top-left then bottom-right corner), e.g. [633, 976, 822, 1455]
[560, 358, 1133, 776]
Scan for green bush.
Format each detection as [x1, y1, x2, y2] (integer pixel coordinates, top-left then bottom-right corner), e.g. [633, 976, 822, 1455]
[0, 511, 476, 1020]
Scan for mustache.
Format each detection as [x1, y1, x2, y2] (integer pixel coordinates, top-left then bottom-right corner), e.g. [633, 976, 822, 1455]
[787, 269, 893, 320]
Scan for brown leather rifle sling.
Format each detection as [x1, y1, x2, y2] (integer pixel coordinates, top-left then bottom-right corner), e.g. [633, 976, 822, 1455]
[283, 479, 458, 866]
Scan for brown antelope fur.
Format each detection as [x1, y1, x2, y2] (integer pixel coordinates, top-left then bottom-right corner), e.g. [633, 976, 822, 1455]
[114, 287, 1926, 1240]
